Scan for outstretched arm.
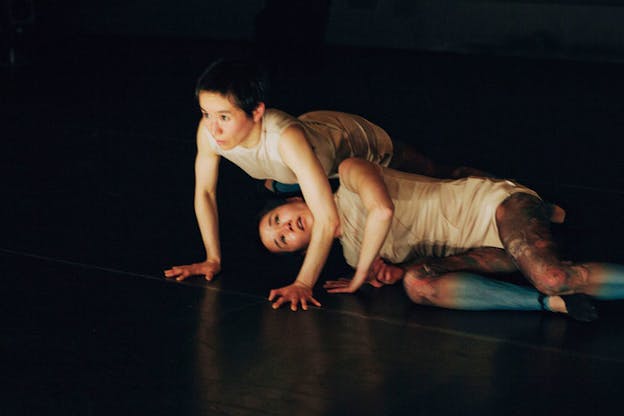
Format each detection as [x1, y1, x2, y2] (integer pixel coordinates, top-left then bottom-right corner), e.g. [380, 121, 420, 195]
[164, 123, 222, 281]
[267, 126, 339, 310]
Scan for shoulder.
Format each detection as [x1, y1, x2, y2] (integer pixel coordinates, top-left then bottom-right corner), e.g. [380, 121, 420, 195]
[196, 121, 217, 154]
[264, 108, 299, 133]
[338, 157, 382, 177]
[278, 124, 311, 157]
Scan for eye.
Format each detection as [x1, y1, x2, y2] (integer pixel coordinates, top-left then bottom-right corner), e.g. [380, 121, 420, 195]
[202, 112, 210, 120]
[275, 215, 280, 225]
[220, 114, 230, 121]
[280, 235, 286, 244]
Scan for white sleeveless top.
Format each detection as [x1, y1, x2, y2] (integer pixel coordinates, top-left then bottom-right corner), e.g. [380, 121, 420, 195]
[335, 166, 540, 267]
[207, 109, 394, 183]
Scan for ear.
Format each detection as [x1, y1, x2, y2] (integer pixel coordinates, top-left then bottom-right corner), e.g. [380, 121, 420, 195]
[252, 102, 265, 122]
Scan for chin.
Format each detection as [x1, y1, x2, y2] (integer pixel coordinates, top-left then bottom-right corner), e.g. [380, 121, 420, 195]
[216, 142, 232, 150]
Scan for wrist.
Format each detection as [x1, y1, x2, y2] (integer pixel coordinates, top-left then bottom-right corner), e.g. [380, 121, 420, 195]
[294, 279, 313, 290]
[353, 270, 369, 283]
[205, 257, 221, 265]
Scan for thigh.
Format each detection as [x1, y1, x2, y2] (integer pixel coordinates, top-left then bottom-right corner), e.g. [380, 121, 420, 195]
[496, 193, 555, 247]
[495, 193, 566, 293]
[388, 140, 437, 176]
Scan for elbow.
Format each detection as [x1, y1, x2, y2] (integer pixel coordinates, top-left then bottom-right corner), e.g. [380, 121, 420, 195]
[316, 213, 341, 237]
[327, 214, 341, 236]
[194, 188, 217, 208]
[374, 203, 394, 223]
[195, 185, 216, 199]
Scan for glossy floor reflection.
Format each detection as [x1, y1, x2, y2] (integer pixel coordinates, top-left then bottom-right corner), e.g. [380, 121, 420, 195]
[2, 36, 624, 415]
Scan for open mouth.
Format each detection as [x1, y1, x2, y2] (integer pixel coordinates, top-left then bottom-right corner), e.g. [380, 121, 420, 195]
[297, 217, 304, 231]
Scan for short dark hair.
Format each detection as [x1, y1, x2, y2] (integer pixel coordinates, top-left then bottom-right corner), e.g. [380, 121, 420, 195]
[195, 58, 269, 117]
[256, 195, 289, 224]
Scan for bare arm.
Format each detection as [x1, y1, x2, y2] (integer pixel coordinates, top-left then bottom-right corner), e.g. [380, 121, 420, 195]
[327, 158, 394, 293]
[267, 125, 340, 310]
[194, 125, 222, 263]
[164, 123, 222, 281]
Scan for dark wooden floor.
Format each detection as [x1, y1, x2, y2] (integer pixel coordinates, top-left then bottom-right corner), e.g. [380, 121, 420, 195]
[2, 35, 624, 415]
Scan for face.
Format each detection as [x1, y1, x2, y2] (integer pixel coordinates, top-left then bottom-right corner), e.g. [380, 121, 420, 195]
[259, 199, 314, 253]
[198, 91, 263, 150]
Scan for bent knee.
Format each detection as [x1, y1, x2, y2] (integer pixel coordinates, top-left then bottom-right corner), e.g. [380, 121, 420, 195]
[530, 268, 571, 295]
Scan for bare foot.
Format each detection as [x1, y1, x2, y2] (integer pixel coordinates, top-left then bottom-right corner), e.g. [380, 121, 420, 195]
[544, 296, 567, 314]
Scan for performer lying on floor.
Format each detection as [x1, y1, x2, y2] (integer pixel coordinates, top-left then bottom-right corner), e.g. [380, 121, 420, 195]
[258, 158, 624, 320]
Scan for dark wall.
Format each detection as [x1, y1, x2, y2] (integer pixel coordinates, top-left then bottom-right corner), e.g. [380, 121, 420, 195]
[17, 0, 624, 62]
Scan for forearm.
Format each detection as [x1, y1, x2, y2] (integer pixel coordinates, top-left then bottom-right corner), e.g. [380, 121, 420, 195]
[337, 158, 395, 290]
[294, 221, 335, 289]
[194, 190, 221, 263]
[351, 207, 393, 290]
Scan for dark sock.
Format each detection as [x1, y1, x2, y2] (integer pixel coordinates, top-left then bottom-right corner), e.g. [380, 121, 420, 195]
[561, 294, 599, 322]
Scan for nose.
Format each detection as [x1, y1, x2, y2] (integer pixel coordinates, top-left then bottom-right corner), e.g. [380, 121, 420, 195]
[208, 119, 221, 137]
[280, 221, 294, 233]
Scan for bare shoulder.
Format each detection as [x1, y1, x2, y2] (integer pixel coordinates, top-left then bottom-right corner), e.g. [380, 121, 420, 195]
[339, 158, 382, 190]
[278, 124, 315, 162]
[339, 157, 378, 175]
[196, 122, 216, 156]
[196, 121, 208, 144]
[279, 124, 308, 146]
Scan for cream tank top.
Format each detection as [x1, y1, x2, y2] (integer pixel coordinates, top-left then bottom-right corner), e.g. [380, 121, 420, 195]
[336, 166, 540, 268]
[207, 109, 394, 183]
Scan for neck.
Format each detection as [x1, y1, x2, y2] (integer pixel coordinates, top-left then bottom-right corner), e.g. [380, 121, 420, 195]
[241, 117, 263, 148]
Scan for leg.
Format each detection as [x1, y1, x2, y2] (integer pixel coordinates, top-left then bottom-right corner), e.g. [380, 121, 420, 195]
[416, 247, 519, 275]
[577, 263, 624, 300]
[402, 269, 593, 319]
[388, 140, 439, 177]
[390, 140, 495, 178]
[371, 247, 517, 286]
[403, 270, 541, 310]
[496, 193, 624, 299]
